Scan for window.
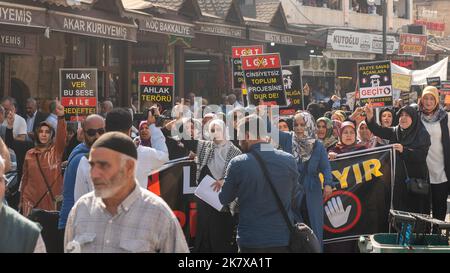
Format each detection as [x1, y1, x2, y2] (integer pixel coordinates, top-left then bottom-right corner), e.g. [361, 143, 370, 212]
[350, 0, 381, 15]
[393, 0, 408, 19]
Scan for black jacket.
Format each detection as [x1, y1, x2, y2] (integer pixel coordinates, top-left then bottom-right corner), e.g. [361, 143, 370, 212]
[367, 117, 431, 179]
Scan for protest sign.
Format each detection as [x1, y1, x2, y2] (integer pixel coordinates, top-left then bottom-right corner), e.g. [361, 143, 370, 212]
[60, 68, 97, 121]
[280, 65, 303, 115]
[322, 146, 394, 248]
[139, 72, 174, 112]
[232, 45, 263, 89]
[358, 61, 393, 107]
[241, 53, 287, 106]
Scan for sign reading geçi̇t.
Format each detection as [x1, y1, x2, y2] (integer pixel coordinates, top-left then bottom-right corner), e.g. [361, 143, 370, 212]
[139, 72, 174, 112]
[48, 11, 137, 42]
[328, 30, 397, 55]
[398, 34, 427, 57]
[138, 17, 195, 38]
[358, 61, 393, 108]
[232, 45, 264, 89]
[60, 68, 98, 121]
[0, 2, 46, 28]
[241, 53, 287, 106]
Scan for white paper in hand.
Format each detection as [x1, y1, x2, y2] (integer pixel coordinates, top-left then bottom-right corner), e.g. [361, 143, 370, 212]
[194, 175, 224, 211]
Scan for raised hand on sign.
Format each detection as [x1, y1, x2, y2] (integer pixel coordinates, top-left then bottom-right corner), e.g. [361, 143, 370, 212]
[55, 97, 65, 117]
[325, 196, 352, 228]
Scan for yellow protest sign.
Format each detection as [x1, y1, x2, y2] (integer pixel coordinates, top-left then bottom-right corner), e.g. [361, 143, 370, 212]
[392, 73, 411, 92]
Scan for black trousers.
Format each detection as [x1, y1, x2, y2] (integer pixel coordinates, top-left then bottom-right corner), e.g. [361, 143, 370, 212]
[431, 182, 449, 221]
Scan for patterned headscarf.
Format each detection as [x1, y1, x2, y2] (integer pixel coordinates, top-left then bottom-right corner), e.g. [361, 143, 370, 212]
[317, 117, 338, 149]
[292, 111, 316, 163]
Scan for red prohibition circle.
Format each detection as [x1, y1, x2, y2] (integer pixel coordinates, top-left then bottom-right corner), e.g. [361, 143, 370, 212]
[323, 190, 362, 234]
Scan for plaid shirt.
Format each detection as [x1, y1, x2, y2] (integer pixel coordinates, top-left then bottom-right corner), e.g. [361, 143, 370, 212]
[64, 181, 189, 253]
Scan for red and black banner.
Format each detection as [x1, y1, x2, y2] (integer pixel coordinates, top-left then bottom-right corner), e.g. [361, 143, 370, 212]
[323, 146, 394, 246]
[139, 72, 174, 112]
[231, 45, 263, 89]
[60, 68, 98, 121]
[241, 53, 287, 106]
[147, 159, 197, 247]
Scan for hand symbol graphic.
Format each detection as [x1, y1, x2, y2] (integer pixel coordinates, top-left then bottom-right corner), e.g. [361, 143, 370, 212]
[324, 196, 352, 228]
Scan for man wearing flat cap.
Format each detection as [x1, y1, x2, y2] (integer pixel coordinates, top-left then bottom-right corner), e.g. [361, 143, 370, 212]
[64, 132, 189, 253]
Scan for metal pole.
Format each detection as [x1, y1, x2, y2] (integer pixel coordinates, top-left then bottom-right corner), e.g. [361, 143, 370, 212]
[382, 0, 387, 59]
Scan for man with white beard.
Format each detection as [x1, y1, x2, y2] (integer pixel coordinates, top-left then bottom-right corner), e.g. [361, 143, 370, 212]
[64, 132, 188, 253]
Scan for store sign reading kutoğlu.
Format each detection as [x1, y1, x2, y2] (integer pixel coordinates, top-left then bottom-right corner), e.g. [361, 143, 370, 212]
[48, 11, 137, 42]
[232, 45, 264, 89]
[328, 30, 397, 55]
[139, 18, 195, 38]
[60, 69, 98, 121]
[241, 53, 287, 106]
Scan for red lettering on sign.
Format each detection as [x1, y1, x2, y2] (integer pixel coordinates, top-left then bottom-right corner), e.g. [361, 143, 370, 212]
[139, 73, 174, 86]
[232, 45, 263, 58]
[241, 54, 281, 70]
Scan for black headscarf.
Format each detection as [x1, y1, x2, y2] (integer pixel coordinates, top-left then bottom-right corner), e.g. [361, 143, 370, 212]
[394, 105, 422, 146]
[379, 107, 396, 126]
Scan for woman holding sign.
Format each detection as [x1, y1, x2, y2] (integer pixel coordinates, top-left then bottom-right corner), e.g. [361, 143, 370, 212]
[418, 86, 450, 221]
[364, 102, 431, 214]
[281, 111, 333, 249]
[17, 98, 66, 217]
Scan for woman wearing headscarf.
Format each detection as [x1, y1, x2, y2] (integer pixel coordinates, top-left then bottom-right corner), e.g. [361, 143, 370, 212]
[280, 111, 333, 249]
[357, 121, 378, 149]
[18, 99, 66, 217]
[187, 119, 242, 253]
[419, 86, 450, 221]
[134, 120, 152, 147]
[316, 117, 338, 151]
[331, 110, 346, 123]
[328, 121, 367, 158]
[364, 101, 431, 214]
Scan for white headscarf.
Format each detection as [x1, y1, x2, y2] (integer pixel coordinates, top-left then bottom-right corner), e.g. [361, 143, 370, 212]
[207, 119, 231, 179]
[292, 111, 317, 163]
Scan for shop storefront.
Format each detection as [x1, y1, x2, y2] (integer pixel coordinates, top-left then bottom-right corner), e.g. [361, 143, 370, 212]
[0, 0, 138, 112]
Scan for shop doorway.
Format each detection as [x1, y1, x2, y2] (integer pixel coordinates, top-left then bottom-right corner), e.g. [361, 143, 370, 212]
[184, 52, 224, 104]
[10, 77, 30, 116]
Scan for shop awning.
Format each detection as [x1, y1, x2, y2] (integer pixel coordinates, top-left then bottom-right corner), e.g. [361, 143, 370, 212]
[0, 1, 47, 29]
[47, 9, 138, 42]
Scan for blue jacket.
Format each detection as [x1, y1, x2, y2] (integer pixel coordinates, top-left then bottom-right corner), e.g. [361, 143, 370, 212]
[219, 143, 302, 248]
[280, 133, 333, 247]
[58, 143, 89, 229]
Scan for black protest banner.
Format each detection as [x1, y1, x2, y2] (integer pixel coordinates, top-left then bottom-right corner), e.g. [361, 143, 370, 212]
[232, 45, 263, 90]
[60, 68, 97, 121]
[281, 65, 303, 115]
[322, 147, 394, 243]
[147, 159, 197, 246]
[426, 76, 441, 89]
[139, 72, 174, 112]
[241, 53, 287, 106]
[358, 61, 393, 107]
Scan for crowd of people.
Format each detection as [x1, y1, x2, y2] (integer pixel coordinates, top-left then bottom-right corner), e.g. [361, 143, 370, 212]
[1, 84, 450, 253]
